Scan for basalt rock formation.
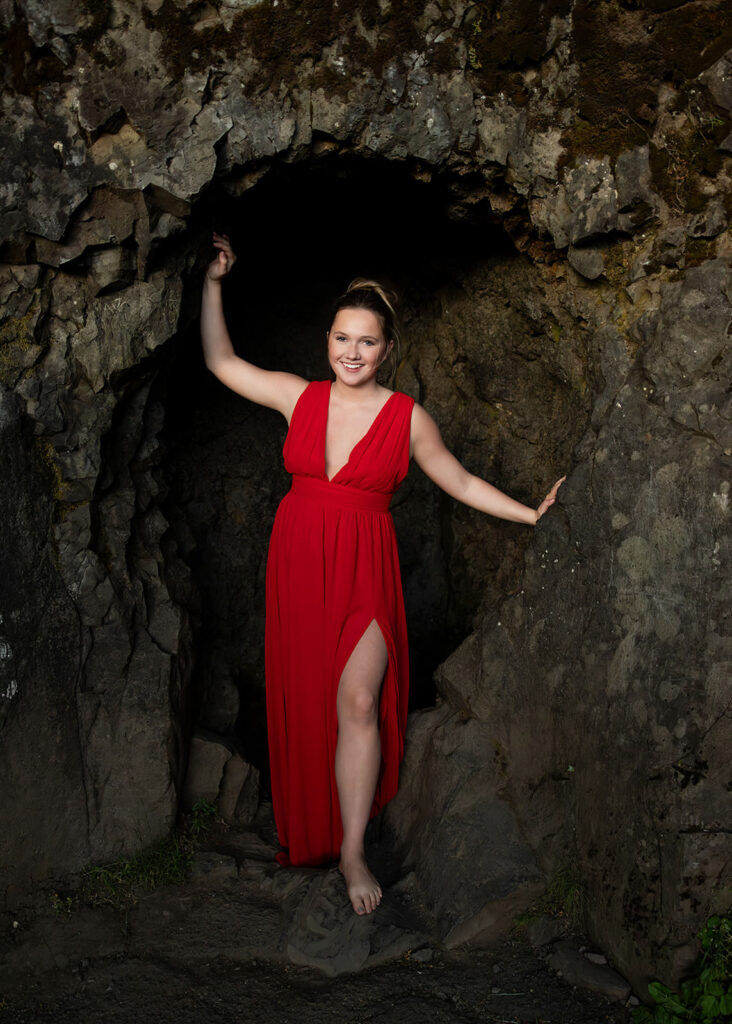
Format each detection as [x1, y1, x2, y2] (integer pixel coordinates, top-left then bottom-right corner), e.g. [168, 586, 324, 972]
[1, 0, 730, 997]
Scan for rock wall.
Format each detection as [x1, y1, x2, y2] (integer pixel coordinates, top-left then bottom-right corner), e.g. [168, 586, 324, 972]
[1, 0, 730, 993]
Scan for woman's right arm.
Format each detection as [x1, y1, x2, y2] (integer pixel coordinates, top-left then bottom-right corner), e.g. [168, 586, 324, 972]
[201, 233, 307, 421]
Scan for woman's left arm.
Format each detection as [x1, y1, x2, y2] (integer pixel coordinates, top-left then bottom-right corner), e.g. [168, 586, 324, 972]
[410, 403, 565, 525]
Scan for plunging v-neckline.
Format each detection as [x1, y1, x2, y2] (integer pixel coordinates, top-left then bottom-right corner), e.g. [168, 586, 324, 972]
[324, 383, 397, 483]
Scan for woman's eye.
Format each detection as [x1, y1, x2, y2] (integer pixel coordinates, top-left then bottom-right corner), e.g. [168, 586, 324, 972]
[362, 340, 375, 347]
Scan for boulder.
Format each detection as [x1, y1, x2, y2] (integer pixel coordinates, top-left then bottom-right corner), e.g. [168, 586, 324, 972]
[181, 733, 233, 812]
[549, 940, 631, 1001]
[385, 706, 544, 948]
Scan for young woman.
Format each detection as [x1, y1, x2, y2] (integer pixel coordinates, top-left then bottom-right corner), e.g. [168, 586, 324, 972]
[201, 232, 564, 917]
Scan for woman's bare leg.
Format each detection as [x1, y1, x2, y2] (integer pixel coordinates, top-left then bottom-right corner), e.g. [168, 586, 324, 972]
[335, 619, 388, 915]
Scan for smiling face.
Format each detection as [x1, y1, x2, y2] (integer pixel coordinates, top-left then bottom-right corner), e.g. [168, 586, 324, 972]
[327, 307, 393, 388]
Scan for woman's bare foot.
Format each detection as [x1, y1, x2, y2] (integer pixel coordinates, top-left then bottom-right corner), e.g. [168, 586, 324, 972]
[339, 852, 382, 915]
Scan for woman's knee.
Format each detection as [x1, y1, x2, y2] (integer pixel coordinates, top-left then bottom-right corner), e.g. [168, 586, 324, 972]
[339, 686, 378, 725]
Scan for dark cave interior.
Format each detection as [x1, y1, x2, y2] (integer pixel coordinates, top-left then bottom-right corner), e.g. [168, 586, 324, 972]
[155, 152, 533, 781]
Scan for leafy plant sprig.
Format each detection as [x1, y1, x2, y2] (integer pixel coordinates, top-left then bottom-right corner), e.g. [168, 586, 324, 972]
[633, 915, 732, 1024]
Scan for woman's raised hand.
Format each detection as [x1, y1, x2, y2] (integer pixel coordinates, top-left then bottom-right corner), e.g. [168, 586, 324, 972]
[536, 476, 566, 521]
[206, 231, 237, 281]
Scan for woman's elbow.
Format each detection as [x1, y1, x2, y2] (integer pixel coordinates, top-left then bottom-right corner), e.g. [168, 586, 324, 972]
[203, 352, 230, 380]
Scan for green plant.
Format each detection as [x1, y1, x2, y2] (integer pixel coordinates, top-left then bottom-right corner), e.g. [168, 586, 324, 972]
[543, 864, 586, 930]
[186, 798, 218, 838]
[633, 915, 732, 1024]
[80, 800, 218, 913]
[50, 891, 74, 917]
[514, 863, 586, 934]
[81, 832, 191, 912]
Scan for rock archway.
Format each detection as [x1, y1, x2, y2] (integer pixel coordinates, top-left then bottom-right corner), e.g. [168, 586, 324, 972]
[158, 152, 588, 780]
[1, 0, 731, 997]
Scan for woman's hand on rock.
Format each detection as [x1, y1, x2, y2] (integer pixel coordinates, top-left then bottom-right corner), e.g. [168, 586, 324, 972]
[536, 476, 566, 521]
[206, 231, 236, 281]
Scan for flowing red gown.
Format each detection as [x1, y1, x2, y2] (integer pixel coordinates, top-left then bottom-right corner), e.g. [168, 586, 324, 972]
[265, 379, 414, 867]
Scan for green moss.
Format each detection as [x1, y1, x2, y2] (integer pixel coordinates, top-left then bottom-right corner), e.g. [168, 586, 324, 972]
[603, 240, 634, 289]
[513, 862, 586, 934]
[142, 0, 250, 81]
[0, 310, 34, 349]
[32, 439, 92, 527]
[648, 123, 725, 215]
[579, 1, 732, 114]
[468, 10, 484, 71]
[143, 0, 459, 94]
[76, 800, 218, 914]
[0, 311, 36, 386]
[565, 0, 732, 164]
[560, 115, 649, 169]
[81, 833, 191, 912]
[56, 499, 89, 522]
[685, 236, 716, 268]
[311, 61, 351, 99]
[466, 0, 566, 98]
[33, 437, 66, 504]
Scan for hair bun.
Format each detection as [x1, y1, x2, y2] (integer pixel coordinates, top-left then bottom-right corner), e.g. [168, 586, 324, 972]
[346, 278, 398, 319]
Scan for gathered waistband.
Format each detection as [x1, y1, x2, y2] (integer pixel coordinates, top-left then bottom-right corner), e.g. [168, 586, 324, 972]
[289, 476, 392, 513]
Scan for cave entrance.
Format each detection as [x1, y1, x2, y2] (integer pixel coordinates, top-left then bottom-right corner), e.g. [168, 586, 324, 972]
[160, 151, 520, 780]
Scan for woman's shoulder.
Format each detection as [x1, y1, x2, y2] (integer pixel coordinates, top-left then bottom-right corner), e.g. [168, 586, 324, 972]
[297, 379, 331, 400]
[385, 386, 417, 408]
[286, 378, 326, 423]
[408, 399, 441, 437]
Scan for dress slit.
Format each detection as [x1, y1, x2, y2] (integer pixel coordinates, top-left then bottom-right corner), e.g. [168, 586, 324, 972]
[330, 612, 400, 824]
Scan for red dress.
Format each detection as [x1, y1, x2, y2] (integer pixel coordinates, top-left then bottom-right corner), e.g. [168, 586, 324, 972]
[265, 380, 414, 867]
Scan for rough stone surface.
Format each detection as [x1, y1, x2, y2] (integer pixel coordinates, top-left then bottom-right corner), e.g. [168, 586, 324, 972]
[385, 704, 545, 948]
[398, 258, 732, 993]
[566, 158, 619, 245]
[568, 245, 605, 281]
[549, 940, 632, 1002]
[615, 145, 657, 233]
[525, 915, 566, 948]
[0, 385, 88, 903]
[220, 752, 260, 825]
[0, 0, 731, 1000]
[283, 868, 429, 977]
[181, 733, 233, 812]
[189, 850, 239, 882]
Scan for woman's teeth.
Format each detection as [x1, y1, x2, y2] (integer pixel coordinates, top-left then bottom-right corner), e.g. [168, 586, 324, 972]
[342, 362, 363, 370]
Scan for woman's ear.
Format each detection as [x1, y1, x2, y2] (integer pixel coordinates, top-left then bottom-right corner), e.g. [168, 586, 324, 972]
[381, 339, 394, 365]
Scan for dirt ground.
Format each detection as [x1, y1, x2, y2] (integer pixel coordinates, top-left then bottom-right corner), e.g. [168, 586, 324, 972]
[2, 947, 633, 1024]
[1, 819, 634, 1024]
